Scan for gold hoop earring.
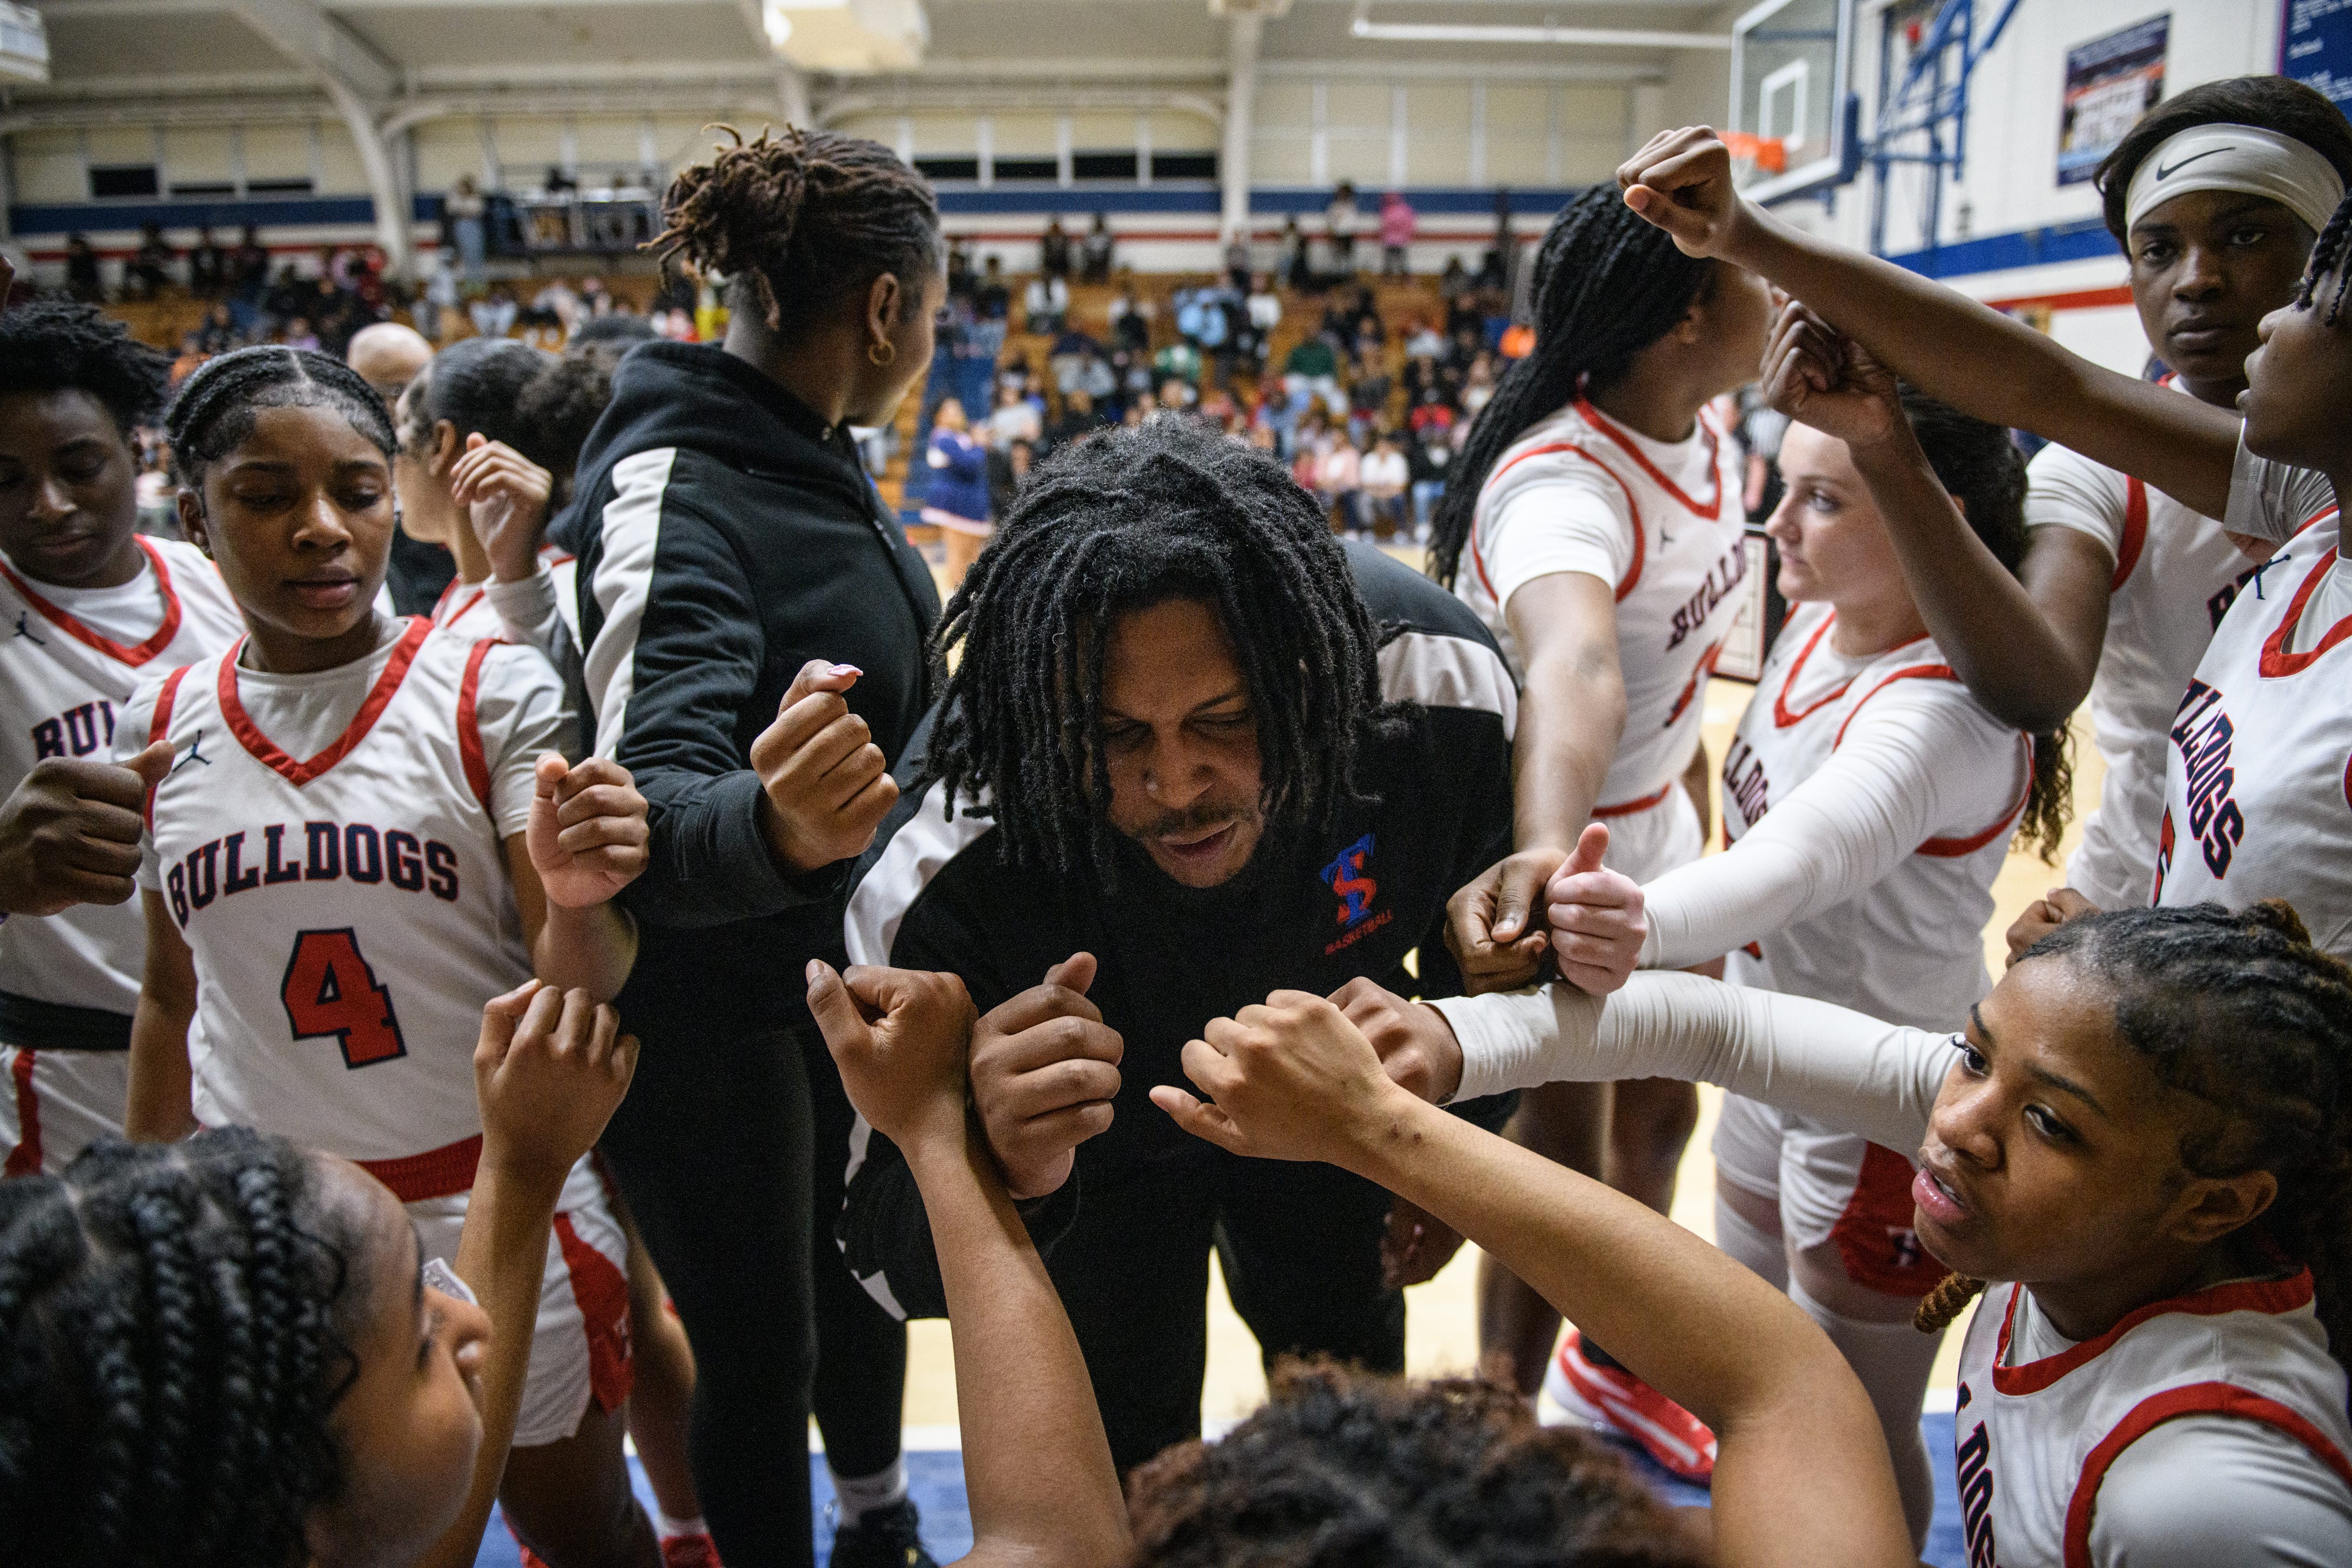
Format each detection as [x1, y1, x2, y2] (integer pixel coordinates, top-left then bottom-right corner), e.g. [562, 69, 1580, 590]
[868, 340, 896, 368]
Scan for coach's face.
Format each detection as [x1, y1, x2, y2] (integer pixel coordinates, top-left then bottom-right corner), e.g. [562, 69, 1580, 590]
[1098, 597, 1265, 888]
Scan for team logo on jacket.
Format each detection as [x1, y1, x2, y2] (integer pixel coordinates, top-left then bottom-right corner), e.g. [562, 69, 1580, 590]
[1320, 833, 1392, 955]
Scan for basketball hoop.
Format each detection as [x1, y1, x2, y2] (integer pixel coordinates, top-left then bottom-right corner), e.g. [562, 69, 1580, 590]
[1722, 130, 1789, 178]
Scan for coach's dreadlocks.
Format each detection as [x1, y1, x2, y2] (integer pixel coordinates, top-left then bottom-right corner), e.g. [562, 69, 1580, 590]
[1427, 184, 1717, 591]
[926, 419, 1399, 876]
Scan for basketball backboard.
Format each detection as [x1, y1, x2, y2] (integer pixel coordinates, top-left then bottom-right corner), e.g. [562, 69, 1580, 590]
[1729, 0, 1856, 203]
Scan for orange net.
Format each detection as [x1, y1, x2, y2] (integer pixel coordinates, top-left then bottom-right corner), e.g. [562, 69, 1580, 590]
[1722, 131, 1789, 175]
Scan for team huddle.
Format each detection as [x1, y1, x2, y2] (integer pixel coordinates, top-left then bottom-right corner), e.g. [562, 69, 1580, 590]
[6, 73, 2352, 1568]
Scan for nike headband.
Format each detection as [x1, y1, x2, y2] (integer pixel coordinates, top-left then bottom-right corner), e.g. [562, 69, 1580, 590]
[2124, 123, 2346, 238]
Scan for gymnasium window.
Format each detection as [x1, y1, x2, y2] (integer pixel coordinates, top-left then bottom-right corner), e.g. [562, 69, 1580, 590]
[991, 156, 1058, 182]
[914, 155, 980, 182]
[1071, 150, 1138, 181]
[1151, 151, 1217, 180]
[245, 176, 315, 194]
[89, 164, 159, 199]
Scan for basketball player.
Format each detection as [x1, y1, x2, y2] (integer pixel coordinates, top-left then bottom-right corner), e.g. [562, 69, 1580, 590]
[119, 345, 659, 1568]
[1548, 374, 2066, 1536]
[1423, 181, 1770, 1454]
[837, 420, 1528, 1474]
[0, 301, 243, 1175]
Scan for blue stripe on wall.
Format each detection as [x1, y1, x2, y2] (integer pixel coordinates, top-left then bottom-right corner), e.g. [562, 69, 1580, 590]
[9, 193, 445, 234]
[1883, 217, 2120, 279]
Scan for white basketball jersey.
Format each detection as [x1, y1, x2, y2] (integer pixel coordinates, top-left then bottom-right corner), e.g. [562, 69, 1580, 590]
[1952, 1272, 2352, 1568]
[2027, 423, 2262, 912]
[430, 548, 578, 644]
[1720, 604, 2027, 1030]
[131, 620, 533, 1167]
[0, 538, 244, 1031]
[1459, 396, 1749, 811]
[2151, 509, 2352, 959]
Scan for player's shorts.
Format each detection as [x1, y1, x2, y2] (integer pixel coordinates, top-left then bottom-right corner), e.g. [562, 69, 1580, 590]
[1596, 778, 1705, 884]
[1711, 1094, 1944, 1300]
[0, 1041, 130, 1178]
[407, 1154, 634, 1447]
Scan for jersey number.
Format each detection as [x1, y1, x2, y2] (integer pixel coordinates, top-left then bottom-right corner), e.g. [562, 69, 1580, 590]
[280, 928, 407, 1068]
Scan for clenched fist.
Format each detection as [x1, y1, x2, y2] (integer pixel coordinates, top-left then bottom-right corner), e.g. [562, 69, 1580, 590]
[751, 660, 898, 874]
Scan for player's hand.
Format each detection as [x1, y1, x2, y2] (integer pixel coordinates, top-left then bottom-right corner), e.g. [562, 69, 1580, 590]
[474, 979, 637, 1184]
[0, 741, 172, 915]
[2005, 887, 2100, 967]
[1152, 991, 1409, 1166]
[1762, 300, 1904, 451]
[1329, 976, 1463, 1105]
[806, 960, 978, 1151]
[969, 952, 1124, 1200]
[1542, 823, 1648, 995]
[1616, 127, 1753, 260]
[1381, 1196, 1466, 1290]
[1445, 845, 1568, 994]
[449, 432, 554, 584]
[527, 753, 649, 908]
[750, 660, 898, 875]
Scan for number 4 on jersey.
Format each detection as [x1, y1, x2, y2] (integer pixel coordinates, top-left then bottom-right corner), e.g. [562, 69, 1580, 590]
[280, 928, 407, 1067]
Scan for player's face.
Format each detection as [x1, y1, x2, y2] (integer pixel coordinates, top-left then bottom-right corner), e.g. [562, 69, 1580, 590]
[2127, 190, 2314, 404]
[305, 1156, 487, 1568]
[1911, 957, 2241, 1306]
[1692, 262, 1775, 400]
[1763, 425, 1907, 611]
[2241, 263, 2352, 474]
[1097, 596, 1266, 888]
[0, 388, 146, 590]
[390, 375, 459, 549]
[182, 403, 395, 673]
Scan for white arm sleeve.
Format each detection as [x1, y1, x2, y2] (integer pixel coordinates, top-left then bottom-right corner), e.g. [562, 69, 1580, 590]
[472, 643, 578, 839]
[2024, 441, 2128, 559]
[1481, 467, 1635, 610]
[1427, 970, 1953, 1151]
[2086, 1416, 2352, 1568]
[483, 566, 586, 732]
[2228, 432, 2338, 545]
[1638, 686, 2023, 969]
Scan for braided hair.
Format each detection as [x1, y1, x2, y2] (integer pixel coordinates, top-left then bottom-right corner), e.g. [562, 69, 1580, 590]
[0, 299, 172, 433]
[1916, 901, 2352, 1403]
[2094, 76, 2352, 245]
[926, 419, 1395, 877]
[1896, 388, 2073, 861]
[2294, 189, 2352, 326]
[1427, 185, 1717, 589]
[0, 1129, 362, 1567]
[163, 345, 395, 488]
[1124, 1357, 1705, 1567]
[649, 124, 941, 340]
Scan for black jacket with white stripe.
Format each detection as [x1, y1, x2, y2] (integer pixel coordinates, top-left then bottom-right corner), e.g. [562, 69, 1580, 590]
[836, 541, 1519, 1318]
[559, 342, 942, 1039]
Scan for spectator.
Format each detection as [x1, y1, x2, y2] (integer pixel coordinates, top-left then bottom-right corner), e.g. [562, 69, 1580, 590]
[1404, 315, 1446, 360]
[63, 233, 103, 302]
[1024, 270, 1069, 334]
[997, 350, 1034, 399]
[1407, 416, 1452, 540]
[231, 224, 270, 298]
[1378, 190, 1416, 276]
[1047, 322, 1101, 389]
[1155, 374, 1197, 415]
[417, 250, 459, 342]
[985, 380, 1043, 449]
[1316, 428, 1363, 533]
[1152, 336, 1201, 390]
[923, 396, 994, 586]
[1049, 386, 1111, 449]
[1193, 287, 1231, 384]
[1284, 332, 1344, 419]
[1081, 212, 1115, 281]
[281, 315, 319, 352]
[1325, 180, 1362, 276]
[188, 226, 227, 297]
[130, 224, 174, 300]
[1246, 272, 1282, 356]
[1348, 347, 1392, 440]
[1038, 215, 1073, 279]
[1281, 213, 1312, 290]
[1224, 233, 1252, 293]
[470, 283, 519, 339]
[987, 433, 1034, 516]
[446, 173, 488, 282]
[193, 302, 239, 354]
[1460, 350, 1496, 419]
[1360, 431, 1409, 539]
[1108, 281, 1153, 354]
[975, 254, 1011, 320]
[946, 237, 975, 303]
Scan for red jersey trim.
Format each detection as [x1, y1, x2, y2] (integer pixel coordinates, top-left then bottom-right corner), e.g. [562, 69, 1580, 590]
[431, 575, 487, 632]
[1992, 1270, 2318, 1396]
[358, 1132, 483, 1202]
[456, 639, 497, 813]
[1594, 782, 1673, 818]
[1573, 396, 1725, 521]
[1919, 735, 2033, 857]
[2257, 542, 2352, 678]
[4, 1049, 41, 1178]
[1665, 639, 1725, 726]
[0, 536, 187, 667]
[2062, 1381, 2352, 1568]
[554, 1212, 636, 1412]
[1474, 440, 1647, 605]
[2112, 479, 2148, 591]
[1830, 662, 1960, 748]
[219, 617, 431, 788]
[145, 663, 195, 830]
[1772, 614, 1855, 726]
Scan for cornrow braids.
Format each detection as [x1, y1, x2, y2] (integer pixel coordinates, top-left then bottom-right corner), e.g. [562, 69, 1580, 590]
[163, 345, 395, 489]
[408, 336, 561, 472]
[649, 124, 941, 339]
[1895, 388, 2074, 861]
[0, 1129, 361, 1567]
[0, 299, 172, 433]
[2019, 901, 2352, 1407]
[2293, 189, 2352, 326]
[1124, 1357, 1705, 1567]
[1427, 185, 1715, 590]
[927, 419, 1395, 878]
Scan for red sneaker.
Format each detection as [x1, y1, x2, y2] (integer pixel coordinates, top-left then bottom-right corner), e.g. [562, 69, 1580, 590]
[1545, 1330, 1717, 1480]
[660, 1533, 723, 1568]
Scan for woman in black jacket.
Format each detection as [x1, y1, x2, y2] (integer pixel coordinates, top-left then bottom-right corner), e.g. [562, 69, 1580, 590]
[558, 127, 945, 1568]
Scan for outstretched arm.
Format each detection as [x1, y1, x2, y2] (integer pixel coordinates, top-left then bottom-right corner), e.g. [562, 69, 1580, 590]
[1620, 128, 2241, 518]
[1153, 995, 1914, 1568]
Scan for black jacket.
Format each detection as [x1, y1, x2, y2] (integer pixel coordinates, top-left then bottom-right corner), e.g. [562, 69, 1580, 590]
[559, 342, 942, 1039]
[835, 542, 1519, 1316]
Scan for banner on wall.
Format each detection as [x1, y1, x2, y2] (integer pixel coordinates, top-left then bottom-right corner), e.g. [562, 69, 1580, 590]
[2057, 15, 2170, 186]
[2283, 0, 2352, 111]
